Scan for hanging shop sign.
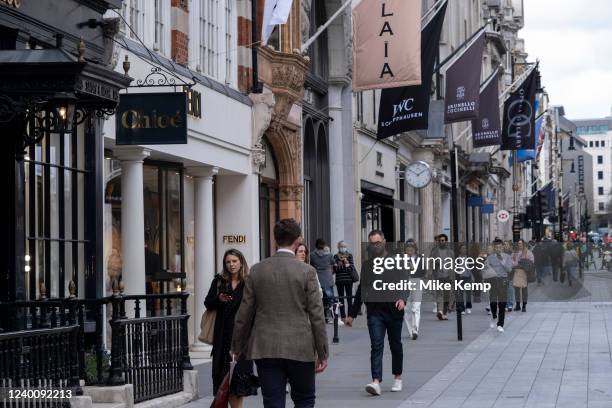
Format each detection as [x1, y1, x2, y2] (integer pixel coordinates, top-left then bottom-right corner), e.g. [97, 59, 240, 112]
[116, 92, 187, 145]
[0, 0, 21, 8]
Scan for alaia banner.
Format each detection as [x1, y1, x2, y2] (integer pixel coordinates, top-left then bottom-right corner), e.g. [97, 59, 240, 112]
[444, 32, 485, 123]
[352, 0, 421, 92]
[472, 73, 501, 148]
[501, 69, 538, 150]
[376, 1, 447, 139]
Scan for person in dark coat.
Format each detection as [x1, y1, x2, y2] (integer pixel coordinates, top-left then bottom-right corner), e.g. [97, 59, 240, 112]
[333, 240, 356, 322]
[310, 238, 336, 322]
[204, 249, 254, 407]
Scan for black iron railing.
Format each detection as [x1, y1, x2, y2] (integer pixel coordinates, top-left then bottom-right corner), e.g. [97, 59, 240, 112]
[0, 281, 193, 404]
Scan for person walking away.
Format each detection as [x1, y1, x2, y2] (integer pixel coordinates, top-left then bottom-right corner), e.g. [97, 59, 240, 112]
[333, 241, 356, 325]
[511, 239, 534, 312]
[550, 237, 564, 282]
[404, 239, 425, 339]
[485, 239, 513, 332]
[345, 230, 407, 396]
[205, 249, 254, 407]
[430, 234, 454, 320]
[310, 238, 336, 323]
[563, 242, 579, 286]
[532, 238, 551, 286]
[231, 219, 328, 408]
[456, 244, 475, 315]
[503, 241, 515, 312]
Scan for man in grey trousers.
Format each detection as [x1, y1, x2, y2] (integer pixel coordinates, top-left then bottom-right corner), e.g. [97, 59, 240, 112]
[231, 219, 329, 408]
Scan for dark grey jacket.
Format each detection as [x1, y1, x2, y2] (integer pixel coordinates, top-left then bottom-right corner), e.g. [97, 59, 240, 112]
[310, 249, 335, 288]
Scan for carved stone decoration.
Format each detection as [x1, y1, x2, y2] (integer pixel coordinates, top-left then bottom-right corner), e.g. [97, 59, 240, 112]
[301, 0, 312, 45]
[258, 46, 309, 123]
[250, 92, 276, 173]
[102, 18, 121, 67]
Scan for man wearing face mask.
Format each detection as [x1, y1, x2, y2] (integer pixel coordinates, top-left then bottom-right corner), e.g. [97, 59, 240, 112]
[345, 230, 407, 396]
[485, 238, 513, 332]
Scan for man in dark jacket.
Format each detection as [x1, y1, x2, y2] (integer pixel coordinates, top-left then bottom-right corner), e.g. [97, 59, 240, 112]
[345, 230, 407, 396]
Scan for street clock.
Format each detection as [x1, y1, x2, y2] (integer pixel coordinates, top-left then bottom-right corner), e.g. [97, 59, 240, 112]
[405, 161, 433, 189]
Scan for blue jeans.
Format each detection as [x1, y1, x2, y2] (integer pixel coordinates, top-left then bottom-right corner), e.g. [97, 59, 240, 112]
[367, 313, 403, 382]
[536, 265, 552, 283]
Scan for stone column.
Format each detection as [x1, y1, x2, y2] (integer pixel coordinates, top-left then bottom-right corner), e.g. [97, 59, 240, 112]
[190, 166, 218, 353]
[328, 83, 345, 247]
[115, 147, 150, 303]
[413, 149, 435, 243]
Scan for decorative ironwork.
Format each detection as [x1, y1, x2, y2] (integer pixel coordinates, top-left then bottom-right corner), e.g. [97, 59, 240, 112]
[74, 107, 116, 125]
[0, 286, 192, 404]
[136, 67, 177, 87]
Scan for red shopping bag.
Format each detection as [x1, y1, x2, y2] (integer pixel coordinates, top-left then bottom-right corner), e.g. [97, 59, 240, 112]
[211, 359, 236, 408]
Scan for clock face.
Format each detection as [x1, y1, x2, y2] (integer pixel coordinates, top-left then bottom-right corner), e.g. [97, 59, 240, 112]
[405, 161, 432, 189]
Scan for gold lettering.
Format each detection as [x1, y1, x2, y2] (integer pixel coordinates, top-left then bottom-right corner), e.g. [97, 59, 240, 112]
[121, 110, 140, 129]
[158, 115, 169, 128]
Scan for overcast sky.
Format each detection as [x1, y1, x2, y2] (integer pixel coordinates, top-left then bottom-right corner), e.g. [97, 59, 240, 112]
[521, 0, 612, 120]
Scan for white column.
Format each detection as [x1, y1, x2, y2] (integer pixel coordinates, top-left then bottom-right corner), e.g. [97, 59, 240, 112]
[328, 84, 345, 247]
[115, 147, 150, 302]
[190, 166, 218, 353]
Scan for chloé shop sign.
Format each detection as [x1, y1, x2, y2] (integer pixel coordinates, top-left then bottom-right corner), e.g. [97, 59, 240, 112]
[0, 0, 21, 8]
[116, 92, 187, 145]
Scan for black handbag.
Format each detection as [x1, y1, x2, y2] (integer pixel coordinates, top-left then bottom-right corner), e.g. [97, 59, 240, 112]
[230, 371, 259, 397]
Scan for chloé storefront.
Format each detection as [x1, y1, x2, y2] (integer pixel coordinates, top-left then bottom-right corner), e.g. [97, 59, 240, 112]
[102, 42, 258, 350]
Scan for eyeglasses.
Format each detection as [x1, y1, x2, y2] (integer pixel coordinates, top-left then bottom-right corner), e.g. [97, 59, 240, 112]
[369, 241, 384, 247]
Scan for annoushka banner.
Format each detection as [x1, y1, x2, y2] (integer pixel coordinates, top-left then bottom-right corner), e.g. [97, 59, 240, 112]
[501, 68, 538, 150]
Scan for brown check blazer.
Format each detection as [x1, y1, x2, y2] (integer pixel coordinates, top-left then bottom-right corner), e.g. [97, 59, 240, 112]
[231, 251, 329, 362]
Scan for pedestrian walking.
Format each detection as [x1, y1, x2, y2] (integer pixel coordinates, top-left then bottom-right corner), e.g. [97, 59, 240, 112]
[484, 239, 513, 333]
[504, 241, 515, 312]
[532, 238, 552, 286]
[563, 242, 579, 286]
[333, 240, 356, 324]
[345, 230, 407, 396]
[310, 238, 336, 323]
[511, 239, 534, 312]
[205, 249, 255, 407]
[456, 244, 475, 315]
[550, 238, 564, 282]
[403, 239, 425, 340]
[430, 234, 454, 320]
[231, 219, 328, 408]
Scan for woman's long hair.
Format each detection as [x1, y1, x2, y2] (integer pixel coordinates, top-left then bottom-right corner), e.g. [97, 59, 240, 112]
[221, 249, 249, 282]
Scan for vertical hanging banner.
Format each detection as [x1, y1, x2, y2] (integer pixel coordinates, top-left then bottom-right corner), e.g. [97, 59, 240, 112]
[472, 73, 501, 148]
[444, 32, 485, 123]
[377, 1, 447, 139]
[501, 68, 538, 150]
[352, 0, 422, 92]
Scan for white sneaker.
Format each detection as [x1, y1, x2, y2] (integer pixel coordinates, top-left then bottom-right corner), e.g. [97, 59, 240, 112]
[466, 308, 472, 315]
[433, 306, 438, 314]
[497, 326, 505, 333]
[391, 379, 403, 392]
[461, 311, 466, 315]
[490, 321, 496, 329]
[338, 319, 345, 326]
[365, 382, 381, 396]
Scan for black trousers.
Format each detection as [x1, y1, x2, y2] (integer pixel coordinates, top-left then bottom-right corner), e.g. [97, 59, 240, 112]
[256, 358, 315, 408]
[336, 283, 353, 318]
[514, 286, 528, 304]
[486, 277, 507, 327]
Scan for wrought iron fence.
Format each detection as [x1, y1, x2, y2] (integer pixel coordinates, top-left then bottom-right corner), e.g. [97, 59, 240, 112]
[0, 282, 193, 404]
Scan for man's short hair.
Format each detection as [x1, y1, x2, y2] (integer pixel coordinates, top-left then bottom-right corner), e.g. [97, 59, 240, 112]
[438, 233, 449, 241]
[493, 238, 504, 245]
[315, 238, 326, 249]
[274, 219, 302, 247]
[368, 230, 385, 240]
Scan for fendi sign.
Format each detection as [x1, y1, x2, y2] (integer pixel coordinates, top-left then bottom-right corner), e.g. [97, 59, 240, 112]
[116, 92, 187, 145]
[223, 235, 246, 244]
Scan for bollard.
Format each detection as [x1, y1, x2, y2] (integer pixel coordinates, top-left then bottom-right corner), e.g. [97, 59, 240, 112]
[332, 303, 339, 344]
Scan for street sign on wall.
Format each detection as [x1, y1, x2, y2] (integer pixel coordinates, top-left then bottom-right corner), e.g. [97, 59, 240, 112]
[116, 92, 187, 145]
[497, 210, 510, 223]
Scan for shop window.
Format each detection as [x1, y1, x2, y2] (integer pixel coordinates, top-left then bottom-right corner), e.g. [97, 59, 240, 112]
[105, 160, 185, 297]
[25, 120, 92, 300]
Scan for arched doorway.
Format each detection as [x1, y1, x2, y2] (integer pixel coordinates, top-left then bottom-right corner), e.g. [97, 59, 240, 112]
[259, 137, 280, 259]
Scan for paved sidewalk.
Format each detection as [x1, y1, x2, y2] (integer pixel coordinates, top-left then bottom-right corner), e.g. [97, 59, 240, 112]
[181, 264, 612, 408]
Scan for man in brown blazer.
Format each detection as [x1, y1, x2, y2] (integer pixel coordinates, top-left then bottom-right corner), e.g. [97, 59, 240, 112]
[231, 219, 328, 408]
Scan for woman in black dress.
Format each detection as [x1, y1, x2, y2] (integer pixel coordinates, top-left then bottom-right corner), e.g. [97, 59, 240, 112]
[204, 249, 253, 407]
